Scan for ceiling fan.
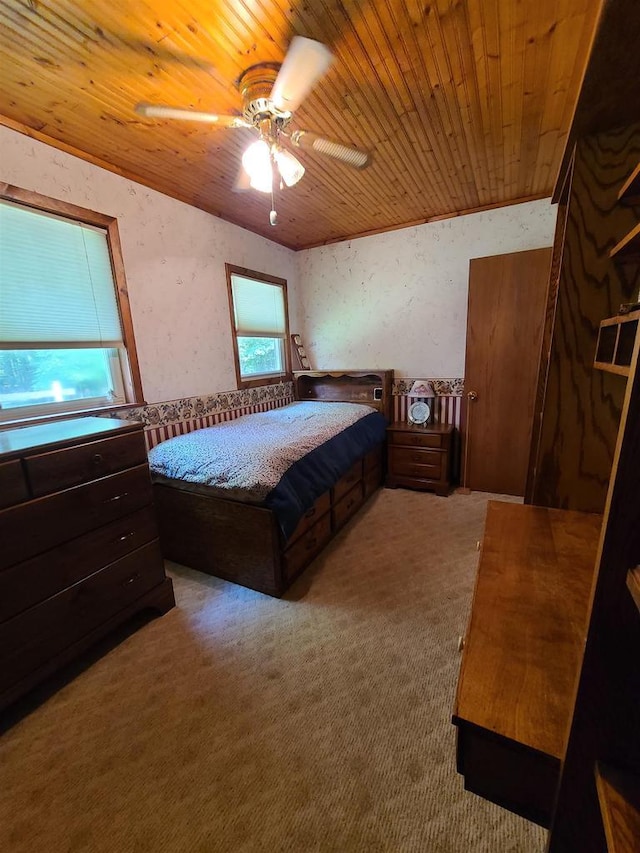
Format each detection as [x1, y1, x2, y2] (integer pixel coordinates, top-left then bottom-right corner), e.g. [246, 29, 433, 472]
[135, 36, 370, 225]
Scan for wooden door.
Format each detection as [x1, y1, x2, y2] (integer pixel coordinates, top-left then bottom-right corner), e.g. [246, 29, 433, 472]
[462, 248, 552, 495]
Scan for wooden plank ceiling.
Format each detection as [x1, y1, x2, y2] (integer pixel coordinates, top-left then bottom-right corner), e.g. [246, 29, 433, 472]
[0, 0, 600, 250]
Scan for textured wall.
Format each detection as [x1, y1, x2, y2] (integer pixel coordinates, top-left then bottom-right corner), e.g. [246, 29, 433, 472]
[0, 126, 297, 404]
[1, 124, 557, 401]
[295, 200, 557, 377]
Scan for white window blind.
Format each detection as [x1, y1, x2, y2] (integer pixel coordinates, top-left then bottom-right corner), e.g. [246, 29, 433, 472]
[231, 275, 286, 336]
[0, 200, 124, 348]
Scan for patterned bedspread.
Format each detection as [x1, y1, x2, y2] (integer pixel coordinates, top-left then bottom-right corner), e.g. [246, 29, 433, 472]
[149, 401, 387, 538]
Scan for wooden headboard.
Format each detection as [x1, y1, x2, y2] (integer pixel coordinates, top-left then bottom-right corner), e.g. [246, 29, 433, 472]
[293, 370, 394, 421]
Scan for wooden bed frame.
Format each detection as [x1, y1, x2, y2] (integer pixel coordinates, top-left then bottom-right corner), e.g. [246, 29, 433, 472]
[153, 369, 393, 596]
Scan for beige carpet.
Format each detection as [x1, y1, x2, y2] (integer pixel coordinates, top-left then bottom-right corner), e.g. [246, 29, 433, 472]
[0, 489, 545, 852]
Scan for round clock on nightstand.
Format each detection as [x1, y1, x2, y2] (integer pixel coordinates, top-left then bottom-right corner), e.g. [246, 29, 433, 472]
[408, 400, 431, 425]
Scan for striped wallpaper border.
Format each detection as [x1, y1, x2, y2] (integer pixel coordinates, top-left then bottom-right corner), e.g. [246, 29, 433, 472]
[137, 376, 464, 450]
[143, 396, 294, 451]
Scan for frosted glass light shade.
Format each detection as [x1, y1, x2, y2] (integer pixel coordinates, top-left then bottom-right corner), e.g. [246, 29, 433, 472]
[242, 140, 273, 193]
[274, 149, 305, 187]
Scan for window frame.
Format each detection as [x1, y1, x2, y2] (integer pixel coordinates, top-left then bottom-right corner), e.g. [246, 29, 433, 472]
[225, 263, 292, 389]
[0, 184, 144, 423]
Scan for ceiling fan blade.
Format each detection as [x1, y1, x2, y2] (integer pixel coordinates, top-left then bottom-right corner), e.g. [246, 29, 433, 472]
[135, 103, 250, 128]
[270, 37, 332, 113]
[289, 130, 370, 169]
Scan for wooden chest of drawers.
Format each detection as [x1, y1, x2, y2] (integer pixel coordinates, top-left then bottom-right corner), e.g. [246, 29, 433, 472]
[0, 416, 175, 711]
[386, 422, 454, 495]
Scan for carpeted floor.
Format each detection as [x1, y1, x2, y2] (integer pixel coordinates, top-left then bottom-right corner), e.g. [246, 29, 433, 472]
[0, 489, 545, 852]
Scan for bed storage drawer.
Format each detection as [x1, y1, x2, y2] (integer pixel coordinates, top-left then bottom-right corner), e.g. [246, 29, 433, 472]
[0, 460, 28, 509]
[286, 492, 331, 546]
[332, 460, 363, 502]
[363, 445, 383, 472]
[333, 481, 365, 530]
[283, 513, 332, 582]
[26, 431, 148, 497]
[0, 465, 154, 570]
[0, 507, 159, 623]
[0, 541, 165, 692]
[364, 462, 383, 498]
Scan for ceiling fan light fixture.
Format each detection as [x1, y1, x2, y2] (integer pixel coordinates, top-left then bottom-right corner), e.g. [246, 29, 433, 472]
[274, 148, 305, 187]
[242, 139, 273, 193]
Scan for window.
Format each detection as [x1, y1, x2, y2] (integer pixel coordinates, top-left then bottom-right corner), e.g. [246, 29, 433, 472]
[0, 187, 143, 421]
[226, 264, 291, 388]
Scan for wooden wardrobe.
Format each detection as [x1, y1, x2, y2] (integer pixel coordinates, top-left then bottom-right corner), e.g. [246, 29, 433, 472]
[455, 1, 640, 849]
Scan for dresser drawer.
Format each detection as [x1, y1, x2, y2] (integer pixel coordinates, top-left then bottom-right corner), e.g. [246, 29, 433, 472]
[332, 481, 365, 530]
[0, 465, 154, 570]
[26, 430, 147, 497]
[0, 506, 159, 623]
[0, 460, 29, 509]
[332, 461, 363, 502]
[0, 541, 165, 692]
[390, 431, 444, 449]
[283, 512, 332, 582]
[286, 491, 331, 546]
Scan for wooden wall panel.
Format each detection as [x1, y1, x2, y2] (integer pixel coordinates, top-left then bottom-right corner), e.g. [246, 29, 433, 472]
[525, 161, 573, 503]
[531, 123, 640, 512]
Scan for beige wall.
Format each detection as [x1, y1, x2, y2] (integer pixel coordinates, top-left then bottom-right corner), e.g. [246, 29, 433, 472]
[295, 200, 557, 378]
[1, 124, 557, 398]
[0, 125, 298, 404]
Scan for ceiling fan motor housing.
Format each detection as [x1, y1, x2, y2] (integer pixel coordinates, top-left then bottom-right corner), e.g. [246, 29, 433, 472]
[238, 63, 291, 127]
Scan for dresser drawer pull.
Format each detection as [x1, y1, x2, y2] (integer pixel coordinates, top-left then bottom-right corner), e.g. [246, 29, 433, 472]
[305, 537, 317, 551]
[117, 531, 136, 543]
[104, 492, 129, 504]
[92, 453, 104, 465]
[122, 572, 140, 586]
[305, 506, 316, 519]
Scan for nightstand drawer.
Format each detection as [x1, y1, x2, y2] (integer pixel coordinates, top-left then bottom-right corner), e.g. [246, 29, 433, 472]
[389, 431, 444, 449]
[389, 448, 442, 480]
[390, 447, 443, 469]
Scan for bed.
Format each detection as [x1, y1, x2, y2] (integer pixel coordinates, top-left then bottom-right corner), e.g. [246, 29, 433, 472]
[150, 370, 393, 596]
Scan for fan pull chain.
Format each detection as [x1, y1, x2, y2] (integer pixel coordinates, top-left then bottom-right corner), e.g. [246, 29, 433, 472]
[270, 168, 278, 226]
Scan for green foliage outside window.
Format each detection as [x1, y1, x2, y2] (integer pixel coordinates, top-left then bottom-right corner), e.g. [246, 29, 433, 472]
[237, 337, 282, 377]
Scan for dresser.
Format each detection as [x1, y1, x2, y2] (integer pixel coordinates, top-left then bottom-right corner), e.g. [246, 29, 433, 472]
[0, 416, 175, 711]
[386, 422, 453, 495]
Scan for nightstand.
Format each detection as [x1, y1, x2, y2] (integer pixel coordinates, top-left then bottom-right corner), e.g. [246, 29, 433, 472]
[386, 422, 454, 495]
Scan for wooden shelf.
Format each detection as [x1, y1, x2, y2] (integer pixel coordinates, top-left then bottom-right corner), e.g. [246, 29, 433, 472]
[618, 163, 640, 206]
[594, 311, 640, 376]
[595, 762, 640, 852]
[626, 566, 640, 613]
[293, 369, 393, 421]
[610, 222, 640, 261]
